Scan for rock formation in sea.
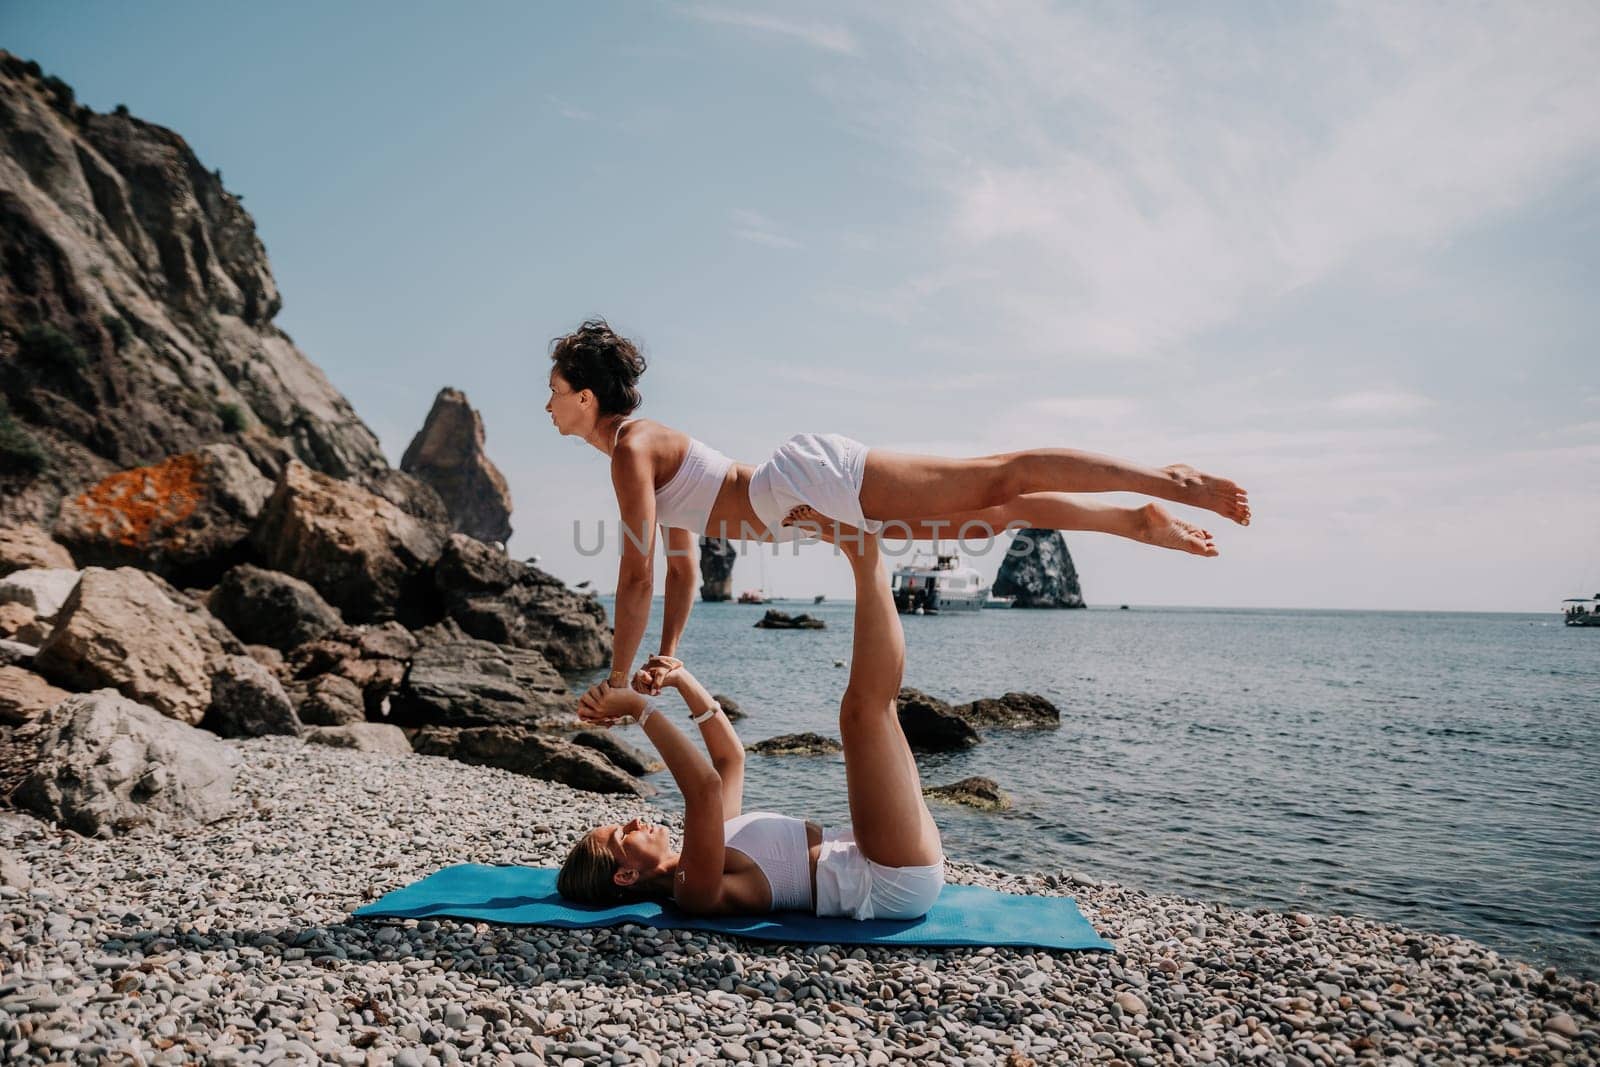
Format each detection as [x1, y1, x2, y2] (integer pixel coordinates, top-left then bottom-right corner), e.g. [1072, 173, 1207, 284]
[699, 536, 737, 601]
[993, 528, 1087, 608]
[400, 388, 513, 545]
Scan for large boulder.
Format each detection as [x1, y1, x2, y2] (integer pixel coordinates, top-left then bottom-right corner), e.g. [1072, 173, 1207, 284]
[284, 621, 415, 718]
[204, 655, 300, 738]
[207, 563, 343, 651]
[571, 731, 662, 775]
[12, 690, 242, 836]
[33, 567, 236, 724]
[399, 388, 513, 545]
[304, 723, 412, 755]
[0, 524, 73, 575]
[51, 444, 272, 584]
[290, 673, 367, 727]
[0, 665, 69, 725]
[0, 567, 80, 621]
[895, 687, 981, 752]
[993, 529, 1086, 608]
[952, 692, 1060, 730]
[408, 725, 652, 796]
[250, 460, 448, 624]
[430, 533, 610, 671]
[389, 620, 571, 728]
[699, 537, 737, 602]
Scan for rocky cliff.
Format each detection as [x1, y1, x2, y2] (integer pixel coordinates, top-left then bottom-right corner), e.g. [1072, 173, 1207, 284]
[0, 53, 392, 526]
[993, 528, 1086, 608]
[400, 388, 513, 545]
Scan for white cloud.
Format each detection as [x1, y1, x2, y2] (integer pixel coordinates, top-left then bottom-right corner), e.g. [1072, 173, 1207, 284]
[687, 5, 860, 56]
[1327, 390, 1435, 417]
[832, 1, 1600, 359]
[544, 95, 593, 122]
[730, 208, 802, 249]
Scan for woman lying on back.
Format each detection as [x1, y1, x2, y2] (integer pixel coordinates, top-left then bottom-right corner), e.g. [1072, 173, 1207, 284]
[558, 526, 945, 921]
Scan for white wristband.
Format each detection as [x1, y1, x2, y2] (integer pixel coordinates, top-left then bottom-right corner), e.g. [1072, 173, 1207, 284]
[690, 701, 721, 725]
[634, 698, 662, 727]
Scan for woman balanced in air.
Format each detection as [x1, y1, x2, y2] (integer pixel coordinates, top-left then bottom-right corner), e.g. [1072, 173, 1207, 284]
[545, 319, 1250, 697]
[559, 520, 945, 920]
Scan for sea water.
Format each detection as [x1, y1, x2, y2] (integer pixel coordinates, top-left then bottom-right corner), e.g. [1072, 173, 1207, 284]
[582, 597, 1600, 977]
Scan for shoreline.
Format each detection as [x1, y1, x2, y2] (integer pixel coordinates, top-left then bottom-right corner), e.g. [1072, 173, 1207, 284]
[2, 736, 1595, 1066]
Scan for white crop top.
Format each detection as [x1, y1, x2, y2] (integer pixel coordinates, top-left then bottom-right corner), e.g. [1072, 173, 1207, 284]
[615, 419, 733, 533]
[724, 811, 814, 912]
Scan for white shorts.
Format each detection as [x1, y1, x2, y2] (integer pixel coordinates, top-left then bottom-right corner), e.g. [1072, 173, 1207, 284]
[747, 432, 885, 543]
[814, 827, 945, 921]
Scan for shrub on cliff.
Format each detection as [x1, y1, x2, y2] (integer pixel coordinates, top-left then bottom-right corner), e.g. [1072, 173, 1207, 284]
[0, 397, 46, 475]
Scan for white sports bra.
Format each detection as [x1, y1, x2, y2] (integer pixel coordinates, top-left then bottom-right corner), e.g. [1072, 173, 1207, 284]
[723, 811, 814, 912]
[615, 419, 734, 533]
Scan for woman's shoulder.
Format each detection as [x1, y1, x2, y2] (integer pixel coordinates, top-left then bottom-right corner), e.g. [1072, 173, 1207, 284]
[614, 417, 689, 450]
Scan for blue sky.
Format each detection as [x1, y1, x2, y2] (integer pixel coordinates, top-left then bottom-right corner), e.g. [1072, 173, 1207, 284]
[8, 2, 1598, 610]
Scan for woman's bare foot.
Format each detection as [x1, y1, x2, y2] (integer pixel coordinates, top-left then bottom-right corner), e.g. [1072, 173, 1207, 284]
[1135, 502, 1218, 557]
[1161, 464, 1251, 525]
[783, 505, 870, 552]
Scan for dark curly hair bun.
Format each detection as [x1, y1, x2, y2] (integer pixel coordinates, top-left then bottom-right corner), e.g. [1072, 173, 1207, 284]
[548, 319, 646, 417]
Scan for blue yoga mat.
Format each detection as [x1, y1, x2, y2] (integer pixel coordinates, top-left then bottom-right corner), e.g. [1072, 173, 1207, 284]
[353, 864, 1114, 951]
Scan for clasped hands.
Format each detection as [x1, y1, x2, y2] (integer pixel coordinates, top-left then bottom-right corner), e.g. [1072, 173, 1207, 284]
[575, 655, 684, 727]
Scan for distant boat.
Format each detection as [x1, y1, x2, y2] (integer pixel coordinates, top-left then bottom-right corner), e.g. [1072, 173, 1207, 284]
[813, 594, 826, 604]
[984, 594, 1014, 609]
[1563, 595, 1600, 627]
[737, 589, 767, 604]
[892, 546, 990, 614]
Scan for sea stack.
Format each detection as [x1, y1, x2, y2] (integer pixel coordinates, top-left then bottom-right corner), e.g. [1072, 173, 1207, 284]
[993, 528, 1086, 608]
[699, 536, 736, 601]
[399, 388, 513, 546]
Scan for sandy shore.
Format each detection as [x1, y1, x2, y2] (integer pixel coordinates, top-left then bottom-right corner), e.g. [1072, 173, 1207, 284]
[2, 736, 1595, 1066]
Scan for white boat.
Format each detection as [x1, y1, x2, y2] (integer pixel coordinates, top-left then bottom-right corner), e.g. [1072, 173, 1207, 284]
[891, 547, 990, 614]
[1563, 595, 1600, 627]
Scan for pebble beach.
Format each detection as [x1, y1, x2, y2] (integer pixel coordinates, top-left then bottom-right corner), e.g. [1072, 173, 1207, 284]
[3, 736, 1596, 1066]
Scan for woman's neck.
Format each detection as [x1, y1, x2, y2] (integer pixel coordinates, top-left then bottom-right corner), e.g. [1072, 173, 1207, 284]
[587, 413, 630, 455]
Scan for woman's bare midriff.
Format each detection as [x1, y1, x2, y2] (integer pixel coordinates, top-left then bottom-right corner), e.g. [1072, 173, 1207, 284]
[705, 463, 771, 542]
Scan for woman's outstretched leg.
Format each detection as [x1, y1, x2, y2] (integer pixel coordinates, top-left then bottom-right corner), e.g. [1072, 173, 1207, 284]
[821, 521, 942, 870]
[858, 447, 1250, 527]
[858, 494, 1218, 557]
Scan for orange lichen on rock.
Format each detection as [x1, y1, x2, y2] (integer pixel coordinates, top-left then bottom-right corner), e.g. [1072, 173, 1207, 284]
[68, 452, 204, 549]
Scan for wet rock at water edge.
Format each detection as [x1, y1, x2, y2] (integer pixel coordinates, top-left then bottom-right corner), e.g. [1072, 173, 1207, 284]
[895, 687, 980, 752]
[953, 691, 1060, 730]
[754, 610, 825, 630]
[923, 775, 1013, 811]
[746, 732, 842, 756]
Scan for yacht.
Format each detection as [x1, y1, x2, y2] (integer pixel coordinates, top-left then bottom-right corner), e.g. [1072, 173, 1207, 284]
[891, 548, 990, 614]
[1563, 595, 1600, 627]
